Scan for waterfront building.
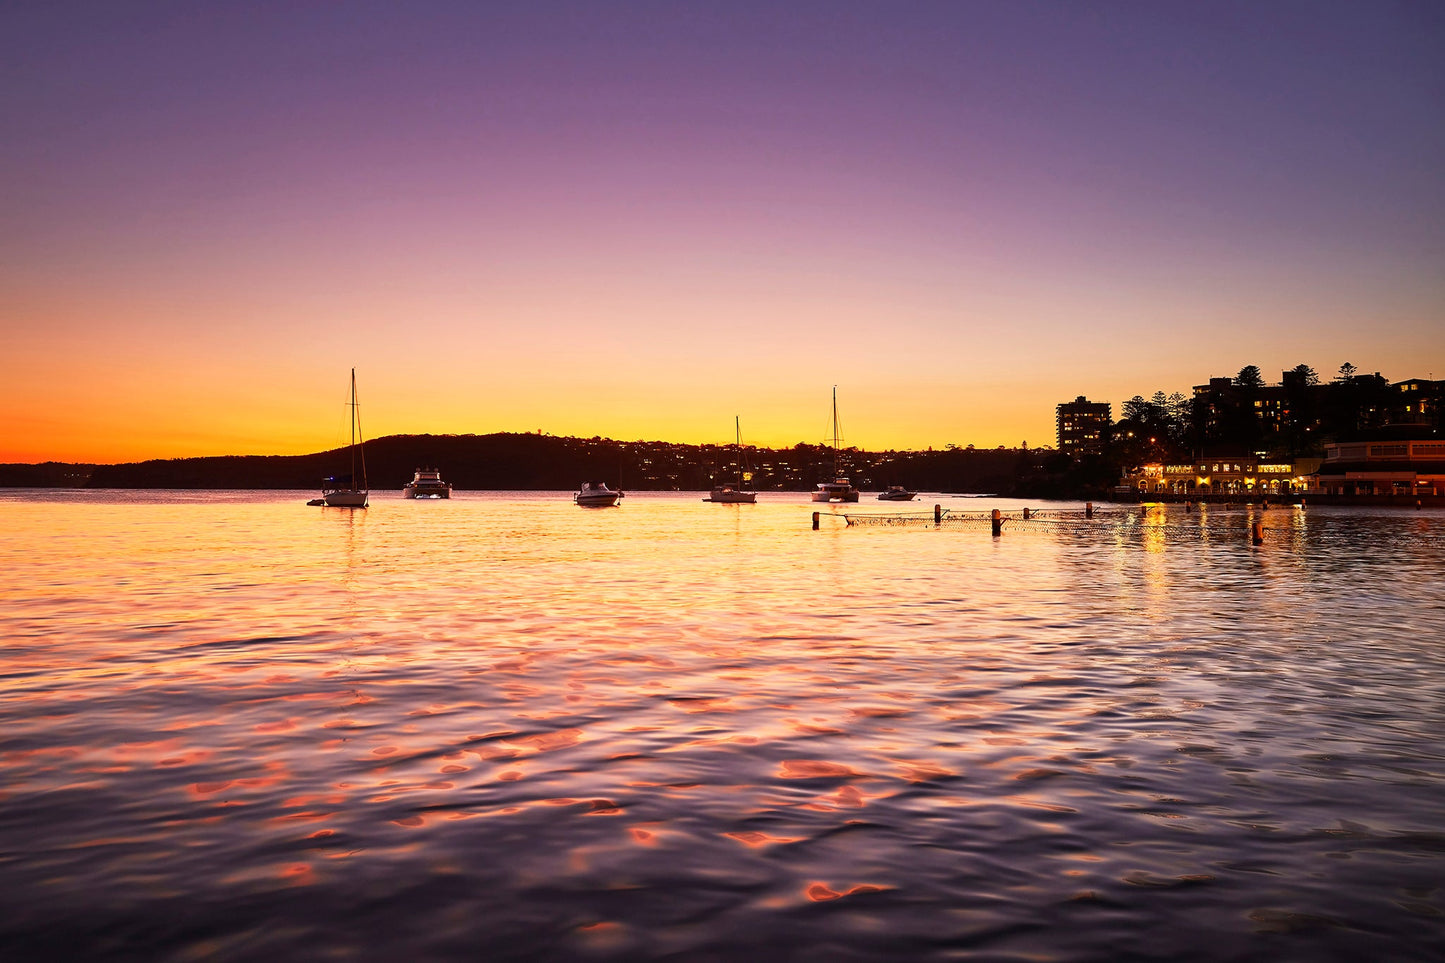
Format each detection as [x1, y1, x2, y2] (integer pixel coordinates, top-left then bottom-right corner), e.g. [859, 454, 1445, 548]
[1309, 439, 1445, 496]
[1056, 396, 1111, 458]
[1123, 457, 1317, 497]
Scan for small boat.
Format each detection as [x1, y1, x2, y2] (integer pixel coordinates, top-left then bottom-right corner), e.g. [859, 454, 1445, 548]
[575, 481, 623, 507]
[403, 468, 452, 499]
[704, 416, 757, 503]
[316, 368, 368, 508]
[812, 387, 859, 503]
[878, 486, 917, 501]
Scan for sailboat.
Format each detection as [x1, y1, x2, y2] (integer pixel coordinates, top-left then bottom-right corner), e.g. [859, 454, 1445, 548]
[703, 416, 758, 503]
[315, 368, 369, 508]
[812, 386, 859, 502]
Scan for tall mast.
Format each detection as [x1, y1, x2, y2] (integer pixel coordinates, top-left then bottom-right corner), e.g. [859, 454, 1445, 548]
[832, 385, 840, 475]
[735, 415, 742, 488]
[349, 368, 356, 485]
[354, 368, 367, 491]
[346, 367, 368, 492]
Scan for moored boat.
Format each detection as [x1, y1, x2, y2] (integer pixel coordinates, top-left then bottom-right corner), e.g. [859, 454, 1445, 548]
[878, 486, 917, 501]
[812, 387, 859, 503]
[575, 481, 623, 507]
[403, 468, 452, 499]
[812, 479, 859, 502]
[705, 485, 756, 503]
[703, 416, 757, 503]
[316, 369, 369, 508]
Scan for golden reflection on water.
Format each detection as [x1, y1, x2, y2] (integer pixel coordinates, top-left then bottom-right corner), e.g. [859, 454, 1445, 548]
[2, 492, 1445, 961]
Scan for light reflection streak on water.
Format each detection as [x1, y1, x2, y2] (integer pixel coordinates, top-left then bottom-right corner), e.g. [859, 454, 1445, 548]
[1, 491, 1443, 961]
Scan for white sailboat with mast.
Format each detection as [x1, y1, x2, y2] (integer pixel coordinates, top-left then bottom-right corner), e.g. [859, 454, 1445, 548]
[703, 416, 758, 503]
[812, 386, 859, 502]
[317, 368, 369, 508]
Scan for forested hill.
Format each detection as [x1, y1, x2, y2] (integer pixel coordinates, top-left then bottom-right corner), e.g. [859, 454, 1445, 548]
[4, 433, 1042, 493]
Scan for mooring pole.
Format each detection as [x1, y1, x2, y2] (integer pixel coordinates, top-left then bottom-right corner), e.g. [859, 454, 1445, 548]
[1252, 521, 1263, 546]
[991, 508, 1002, 537]
[812, 511, 820, 531]
[1022, 507, 1031, 520]
[934, 503, 941, 526]
[1085, 502, 1094, 519]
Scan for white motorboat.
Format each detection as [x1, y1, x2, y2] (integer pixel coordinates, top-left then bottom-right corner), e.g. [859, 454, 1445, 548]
[575, 481, 623, 507]
[812, 479, 859, 502]
[316, 369, 369, 508]
[878, 486, 917, 501]
[812, 387, 859, 503]
[403, 468, 452, 499]
[703, 416, 757, 503]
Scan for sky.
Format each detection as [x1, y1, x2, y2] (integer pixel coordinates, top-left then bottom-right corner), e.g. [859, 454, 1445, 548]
[2, 1, 1443, 463]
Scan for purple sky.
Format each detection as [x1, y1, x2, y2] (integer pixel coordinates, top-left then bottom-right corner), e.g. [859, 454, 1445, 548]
[3, 1, 1443, 460]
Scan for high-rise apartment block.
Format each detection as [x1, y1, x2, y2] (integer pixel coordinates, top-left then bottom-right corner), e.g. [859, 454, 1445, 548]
[1056, 396, 1111, 457]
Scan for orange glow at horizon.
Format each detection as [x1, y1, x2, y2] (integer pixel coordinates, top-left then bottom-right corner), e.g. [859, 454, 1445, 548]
[5, 269, 1439, 464]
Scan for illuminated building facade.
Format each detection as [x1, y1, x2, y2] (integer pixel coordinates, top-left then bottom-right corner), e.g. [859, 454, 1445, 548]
[1123, 458, 1318, 497]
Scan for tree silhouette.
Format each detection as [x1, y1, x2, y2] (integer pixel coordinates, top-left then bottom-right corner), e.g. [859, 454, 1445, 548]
[1235, 365, 1264, 390]
[1121, 395, 1150, 422]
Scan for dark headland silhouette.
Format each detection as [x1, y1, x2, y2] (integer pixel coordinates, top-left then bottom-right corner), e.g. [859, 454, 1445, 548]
[1, 433, 1044, 495]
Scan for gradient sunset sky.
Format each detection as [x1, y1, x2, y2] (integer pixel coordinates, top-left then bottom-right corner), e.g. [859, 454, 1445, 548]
[3, 1, 1442, 463]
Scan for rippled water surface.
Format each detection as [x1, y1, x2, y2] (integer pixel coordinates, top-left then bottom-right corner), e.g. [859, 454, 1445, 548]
[2, 491, 1443, 961]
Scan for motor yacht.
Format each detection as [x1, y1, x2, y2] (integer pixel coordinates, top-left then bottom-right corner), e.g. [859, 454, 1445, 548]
[403, 468, 452, 499]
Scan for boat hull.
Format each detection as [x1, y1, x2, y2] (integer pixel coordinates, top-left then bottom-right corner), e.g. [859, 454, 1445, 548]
[812, 487, 859, 502]
[878, 491, 916, 501]
[703, 489, 757, 503]
[403, 486, 451, 499]
[575, 493, 621, 507]
[322, 490, 369, 508]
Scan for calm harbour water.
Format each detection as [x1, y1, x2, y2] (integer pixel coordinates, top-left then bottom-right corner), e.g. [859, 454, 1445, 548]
[1, 490, 1443, 962]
